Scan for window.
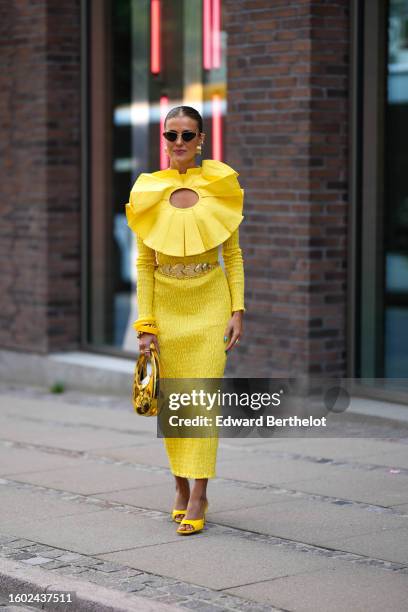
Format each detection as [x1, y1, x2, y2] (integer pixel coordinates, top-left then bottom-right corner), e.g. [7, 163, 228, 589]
[84, 0, 227, 355]
[351, 0, 408, 397]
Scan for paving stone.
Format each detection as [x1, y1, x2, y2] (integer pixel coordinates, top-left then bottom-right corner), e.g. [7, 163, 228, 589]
[200, 592, 237, 604]
[99, 478, 299, 516]
[20, 555, 54, 565]
[166, 583, 205, 597]
[0, 605, 39, 612]
[0, 445, 81, 478]
[225, 557, 408, 612]
[5, 539, 35, 549]
[287, 467, 408, 506]
[89, 561, 124, 573]
[210, 496, 408, 548]
[236, 603, 280, 612]
[186, 589, 223, 602]
[98, 531, 331, 590]
[64, 556, 103, 566]
[9, 553, 36, 561]
[0, 536, 20, 545]
[54, 552, 83, 562]
[220, 438, 408, 462]
[53, 565, 90, 575]
[39, 559, 71, 569]
[154, 594, 191, 604]
[0, 393, 153, 434]
[0, 508, 181, 556]
[0, 400, 150, 450]
[122, 583, 148, 593]
[91, 442, 170, 467]
[0, 418, 144, 452]
[5, 461, 169, 496]
[391, 502, 408, 512]
[330, 526, 408, 565]
[17, 544, 52, 554]
[70, 567, 119, 586]
[180, 601, 227, 611]
[362, 449, 408, 469]
[0, 548, 15, 557]
[129, 586, 166, 598]
[216, 454, 343, 485]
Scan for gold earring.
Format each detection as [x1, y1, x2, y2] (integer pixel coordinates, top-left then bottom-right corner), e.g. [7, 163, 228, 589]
[196, 144, 202, 154]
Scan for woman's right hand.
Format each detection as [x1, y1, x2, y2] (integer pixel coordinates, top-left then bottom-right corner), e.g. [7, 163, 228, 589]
[138, 332, 160, 357]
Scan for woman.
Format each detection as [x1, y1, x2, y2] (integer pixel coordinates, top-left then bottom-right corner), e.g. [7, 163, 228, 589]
[125, 105, 245, 534]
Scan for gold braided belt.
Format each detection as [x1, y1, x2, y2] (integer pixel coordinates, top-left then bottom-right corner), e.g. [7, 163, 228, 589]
[156, 261, 220, 279]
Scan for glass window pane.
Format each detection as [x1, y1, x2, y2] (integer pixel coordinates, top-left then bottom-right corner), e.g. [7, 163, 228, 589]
[87, 0, 227, 354]
[385, 0, 408, 376]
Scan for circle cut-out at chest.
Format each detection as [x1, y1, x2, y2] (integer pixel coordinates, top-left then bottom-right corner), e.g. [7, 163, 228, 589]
[169, 188, 199, 209]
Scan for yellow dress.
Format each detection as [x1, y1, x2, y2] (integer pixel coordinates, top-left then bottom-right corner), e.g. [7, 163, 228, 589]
[125, 159, 245, 479]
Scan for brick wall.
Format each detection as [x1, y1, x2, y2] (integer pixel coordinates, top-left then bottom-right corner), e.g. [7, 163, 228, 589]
[224, 0, 350, 377]
[45, 1, 81, 350]
[0, 0, 81, 353]
[0, 0, 350, 371]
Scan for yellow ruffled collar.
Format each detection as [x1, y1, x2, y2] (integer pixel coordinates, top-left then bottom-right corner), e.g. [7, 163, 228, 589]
[125, 159, 244, 256]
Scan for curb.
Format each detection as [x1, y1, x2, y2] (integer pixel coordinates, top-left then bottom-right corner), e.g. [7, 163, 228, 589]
[0, 557, 181, 612]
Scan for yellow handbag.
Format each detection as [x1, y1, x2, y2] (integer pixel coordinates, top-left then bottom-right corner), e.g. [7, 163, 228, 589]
[132, 342, 161, 416]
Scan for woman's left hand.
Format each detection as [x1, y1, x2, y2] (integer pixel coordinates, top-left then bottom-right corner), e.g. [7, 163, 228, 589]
[224, 310, 243, 353]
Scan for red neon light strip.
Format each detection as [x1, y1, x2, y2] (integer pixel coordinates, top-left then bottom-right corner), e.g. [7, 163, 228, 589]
[212, 94, 222, 161]
[212, 0, 221, 69]
[151, 0, 161, 74]
[160, 96, 168, 169]
[203, 0, 212, 69]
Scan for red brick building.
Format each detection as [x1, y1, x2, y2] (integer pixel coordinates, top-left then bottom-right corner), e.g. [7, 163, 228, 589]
[1, 1, 407, 401]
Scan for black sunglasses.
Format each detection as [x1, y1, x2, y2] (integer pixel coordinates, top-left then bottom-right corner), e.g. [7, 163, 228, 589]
[163, 130, 198, 142]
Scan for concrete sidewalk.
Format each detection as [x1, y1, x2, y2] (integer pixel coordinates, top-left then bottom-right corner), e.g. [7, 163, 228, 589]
[0, 383, 407, 612]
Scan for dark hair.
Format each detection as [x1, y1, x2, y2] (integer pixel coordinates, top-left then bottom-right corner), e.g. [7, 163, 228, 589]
[164, 106, 203, 133]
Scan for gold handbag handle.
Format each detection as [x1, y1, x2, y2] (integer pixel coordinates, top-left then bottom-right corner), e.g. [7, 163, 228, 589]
[132, 342, 161, 416]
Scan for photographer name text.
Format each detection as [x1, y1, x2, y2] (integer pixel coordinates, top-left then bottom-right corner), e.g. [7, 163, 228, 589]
[168, 415, 327, 428]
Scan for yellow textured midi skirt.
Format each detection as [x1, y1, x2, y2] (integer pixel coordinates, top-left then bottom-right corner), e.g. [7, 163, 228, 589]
[153, 264, 232, 479]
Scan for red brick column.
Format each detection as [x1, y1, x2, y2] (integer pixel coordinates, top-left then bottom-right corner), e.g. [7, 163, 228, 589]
[0, 0, 81, 353]
[224, 0, 350, 377]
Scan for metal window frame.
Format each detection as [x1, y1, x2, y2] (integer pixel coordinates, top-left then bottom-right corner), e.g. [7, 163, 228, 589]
[80, 0, 89, 353]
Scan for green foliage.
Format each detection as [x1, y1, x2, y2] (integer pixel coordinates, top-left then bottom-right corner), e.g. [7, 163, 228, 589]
[50, 381, 65, 394]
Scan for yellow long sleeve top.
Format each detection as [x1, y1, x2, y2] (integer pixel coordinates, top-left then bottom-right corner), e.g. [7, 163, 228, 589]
[125, 159, 246, 333]
[135, 227, 245, 324]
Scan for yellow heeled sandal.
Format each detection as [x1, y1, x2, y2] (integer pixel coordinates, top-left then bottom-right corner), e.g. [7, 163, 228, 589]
[177, 501, 208, 535]
[171, 508, 187, 523]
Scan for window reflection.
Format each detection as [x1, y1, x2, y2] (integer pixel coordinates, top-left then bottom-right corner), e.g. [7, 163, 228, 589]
[385, 0, 408, 376]
[89, 1, 227, 353]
